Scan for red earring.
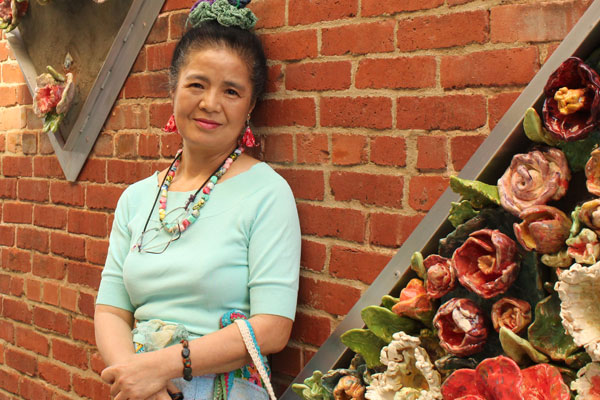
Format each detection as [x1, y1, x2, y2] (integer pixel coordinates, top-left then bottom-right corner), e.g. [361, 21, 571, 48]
[242, 118, 255, 147]
[163, 114, 177, 133]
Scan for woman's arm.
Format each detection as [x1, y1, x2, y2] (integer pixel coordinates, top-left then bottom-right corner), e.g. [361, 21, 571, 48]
[94, 305, 135, 366]
[101, 313, 292, 400]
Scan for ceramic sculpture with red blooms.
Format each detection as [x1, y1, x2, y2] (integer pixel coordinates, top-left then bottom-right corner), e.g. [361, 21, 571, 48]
[33, 66, 75, 134]
[0, 0, 28, 32]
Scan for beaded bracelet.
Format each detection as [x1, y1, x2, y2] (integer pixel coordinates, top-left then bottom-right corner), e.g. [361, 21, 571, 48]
[180, 339, 193, 381]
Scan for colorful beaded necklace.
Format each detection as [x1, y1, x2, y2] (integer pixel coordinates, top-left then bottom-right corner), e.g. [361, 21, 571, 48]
[158, 145, 244, 234]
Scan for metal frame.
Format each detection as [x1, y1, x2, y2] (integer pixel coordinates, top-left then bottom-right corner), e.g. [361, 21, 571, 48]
[282, 0, 600, 397]
[7, 0, 165, 181]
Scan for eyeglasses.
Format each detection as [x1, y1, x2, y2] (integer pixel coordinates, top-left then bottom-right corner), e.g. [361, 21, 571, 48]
[135, 207, 187, 254]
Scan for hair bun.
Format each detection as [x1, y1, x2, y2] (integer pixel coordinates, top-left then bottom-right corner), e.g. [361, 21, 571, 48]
[189, 0, 257, 30]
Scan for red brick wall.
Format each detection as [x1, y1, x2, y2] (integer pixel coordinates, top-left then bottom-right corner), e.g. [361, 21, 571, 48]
[0, 0, 593, 397]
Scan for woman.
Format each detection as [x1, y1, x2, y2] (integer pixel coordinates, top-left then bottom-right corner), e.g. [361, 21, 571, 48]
[94, 1, 301, 399]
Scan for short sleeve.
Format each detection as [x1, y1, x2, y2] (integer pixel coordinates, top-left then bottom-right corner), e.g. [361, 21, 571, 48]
[247, 179, 301, 320]
[96, 190, 135, 312]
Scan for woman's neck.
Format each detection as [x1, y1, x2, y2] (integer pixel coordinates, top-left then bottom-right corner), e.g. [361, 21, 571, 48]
[169, 145, 236, 191]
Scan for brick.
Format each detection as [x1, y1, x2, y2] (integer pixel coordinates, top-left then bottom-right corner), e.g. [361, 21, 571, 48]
[286, 61, 351, 91]
[86, 185, 124, 210]
[300, 239, 326, 272]
[139, 134, 160, 158]
[299, 276, 362, 315]
[19, 377, 53, 400]
[0, 107, 26, 130]
[116, 134, 138, 158]
[0, 41, 9, 61]
[79, 292, 96, 318]
[296, 133, 328, 165]
[131, 48, 146, 73]
[17, 227, 49, 253]
[0, 226, 14, 246]
[0, 320, 14, 343]
[50, 182, 85, 206]
[68, 209, 107, 238]
[0, 86, 16, 106]
[92, 133, 113, 157]
[266, 64, 283, 93]
[356, 57, 436, 89]
[60, 286, 78, 313]
[34, 306, 70, 335]
[5, 347, 36, 376]
[38, 361, 71, 391]
[441, 47, 539, 88]
[397, 95, 486, 130]
[26, 278, 42, 302]
[43, 281, 59, 306]
[290, 0, 356, 25]
[398, 11, 488, 51]
[362, 0, 443, 16]
[0, 368, 19, 394]
[124, 72, 170, 98]
[1, 248, 31, 272]
[291, 312, 331, 346]
[322, 20, 395, 56]
[9, 276, 23, 296]
[33, 156, 64, 178]
[105, 104, 148, 131]
[253, 98, 316, 127]
[322, 97, 392, 129]
[90, 351, 106, 375]
[147, 42, 177, 72]
[73, 318, 96, 345]
[408, 176, 449, 211]
[369, 213, 424, 247]
[330, 172, 403, 208]
[21, 133, 37, 154]
[107, 160, 153, 184]
[169, 11, 188, 40]
[261, 133, 294, 163]
[271, 345, 302, 377]
[73, 374, 110, 399]
[17, 179, 49, 202]
[416, 136, 447, 171]
[297, 203, 365, 242]
[3, 155, 32, 177]
[161, 0, 189, 11]
[491, 1, 591, 43]
[2, 63, 25, 83]
[6, 131, 21, 153]
[0, 132, 4, 152]
[261, 30, 318, 61]
[32, 254, 67, 280]
[276, 168, 324, 200]
[330, 246, 392, 284]
[79, 158, 107, 183]
[51, 232, 86, 260]
[0, 177, 17, 199]
[450, 135, 487, 171]
[249, 0, 285, 29]
[370, 136, 406, 167]
[161, 133, 183, 157]
[86, 238, 109, 266]
[147, 14, 168, 44]
[16, 326, 49, 356]
[331, 134, 367, 165]
[34, 204, 67, 229]
[67, 262, 102, 290]
[2, 297, 32, 323]
[17, 84, 33, 105]
[489, 91, 521, 130]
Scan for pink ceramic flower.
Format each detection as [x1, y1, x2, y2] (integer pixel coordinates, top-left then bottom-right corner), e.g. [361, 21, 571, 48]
[433, 298, 488, 357]
[586, 148, 600, 196]
[497, 148, 570, 217]
[452, 229, 519, 299]
[424, 254, 456, 299]
[391, 279, 433, 320]
[491, 297, 532, 334]
[513, 205, 571, 254]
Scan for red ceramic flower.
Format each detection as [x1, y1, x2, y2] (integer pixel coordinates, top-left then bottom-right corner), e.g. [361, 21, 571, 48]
[423, 254, 456, 299]
[513, 205, 571, 254]
[498, 148, 571, 217]
[542, 57, 600, 141]
[433, 298, 487, 357]
[452, 229, 519, 299]
[491, 297, 531, 334]
[33, 72, 75, 118]
[391, 278, 432, 320]
[442, 356, 570, 400]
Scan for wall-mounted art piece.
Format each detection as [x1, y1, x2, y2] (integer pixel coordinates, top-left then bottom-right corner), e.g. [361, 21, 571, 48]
[283, 1, 600, 399]
[6, 0, 166, 181]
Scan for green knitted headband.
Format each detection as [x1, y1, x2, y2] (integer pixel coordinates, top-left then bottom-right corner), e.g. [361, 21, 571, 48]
[188, 0, 257, 31]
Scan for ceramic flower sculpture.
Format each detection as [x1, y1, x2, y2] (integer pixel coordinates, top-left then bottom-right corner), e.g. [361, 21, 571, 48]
[513, 205, 571, 254]
[0, 0, 28, 32]
[571, 362, 600, 400]
[433, 298, 487, 357]
[585, 148, 600, 196]
[497, 148, 571, 216]
[33, 66, 75, 134]
[423, 255, 456, 299]
[542, 57, 600, 141]
[566, 228, 600, 264]
[491, 297, 531, 334]
[391, 279, 433, 323]
[580, 199, 600, 234]
[452, 229, 519, 299]
[555, 262, 600, 362]
[441, 356, 570, 400]
[333, 376, 366, 400]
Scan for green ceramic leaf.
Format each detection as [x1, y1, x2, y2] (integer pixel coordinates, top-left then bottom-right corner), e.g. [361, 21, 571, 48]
[509, 251, 547, 309]
[449, 176, 501, 208]
[499, 326, 549, 365]
[557, 130, 600, 172]
[569, 206, 582, 239]
[419, 328, 447, 362]
[292, 370, 333, 400]
[340, 329, 386, 368]
[410, 251, 426, 280]
[523, 107, 559, 146]
[527, 294, 579, 361]
[381, 295, 399, 311]
[565, 351, 592, 370]
[43, 112, 64, 134]
[448, 200, 480, 228]
[434, 355, 477, 373]
[361, 306, 420, 343]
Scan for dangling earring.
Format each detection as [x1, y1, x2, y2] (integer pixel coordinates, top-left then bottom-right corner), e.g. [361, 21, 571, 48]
[163, 114, 178, 133]
[242, 116, 256, 147]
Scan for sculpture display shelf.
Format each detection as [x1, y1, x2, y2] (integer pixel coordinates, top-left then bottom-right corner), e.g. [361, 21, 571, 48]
[282, 1, 600, 399]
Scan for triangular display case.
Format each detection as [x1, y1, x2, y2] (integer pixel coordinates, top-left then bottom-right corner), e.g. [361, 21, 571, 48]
[7, 0, 165, 181]
[282, 0, 600, 397]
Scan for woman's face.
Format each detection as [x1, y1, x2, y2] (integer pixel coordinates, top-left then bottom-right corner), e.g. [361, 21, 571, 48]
[172, 46, 255, 154]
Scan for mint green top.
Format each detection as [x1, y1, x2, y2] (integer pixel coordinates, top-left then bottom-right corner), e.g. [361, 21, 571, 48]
[96, 163, 301, 337]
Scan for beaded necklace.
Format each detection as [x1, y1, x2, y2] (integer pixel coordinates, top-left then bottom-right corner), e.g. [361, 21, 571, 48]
[157, 145, 244, 234]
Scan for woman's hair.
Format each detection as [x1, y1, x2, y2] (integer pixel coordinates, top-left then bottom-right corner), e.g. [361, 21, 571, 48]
[169, 21, 267, 101]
